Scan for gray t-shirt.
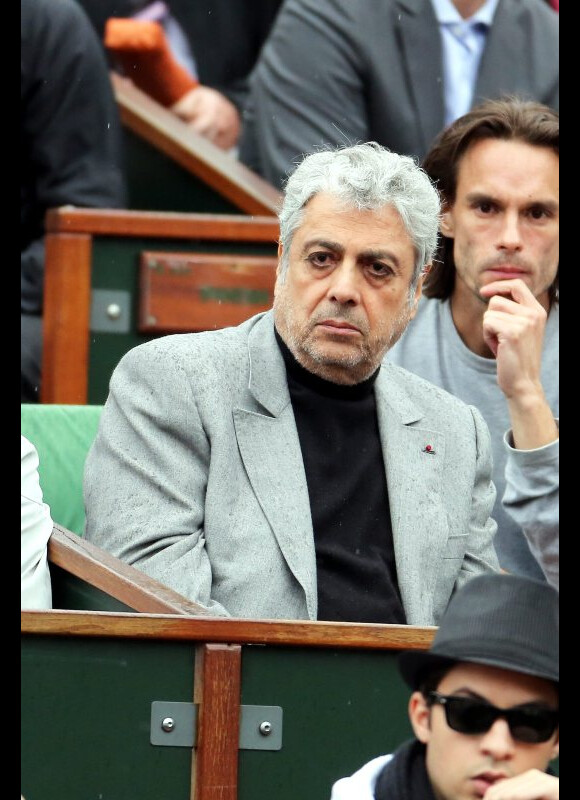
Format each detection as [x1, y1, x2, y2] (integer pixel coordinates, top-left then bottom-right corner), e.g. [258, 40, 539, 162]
[388, 297, 559, 580]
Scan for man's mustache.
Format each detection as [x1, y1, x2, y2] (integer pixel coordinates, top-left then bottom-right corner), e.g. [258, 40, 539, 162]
[308, 307, 368, 333]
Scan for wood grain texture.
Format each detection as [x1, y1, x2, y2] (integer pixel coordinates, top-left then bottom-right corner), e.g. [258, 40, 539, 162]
[45, 207, 279, 241]
[139, 251, 278, 332]
[21, 609, 436, 651]
[111, 72, 282, 216]
[193, 644, 242, 800]
[48, 523, 211, 616]
[41, 233, 91, 403]
[41, 208, 279, 403]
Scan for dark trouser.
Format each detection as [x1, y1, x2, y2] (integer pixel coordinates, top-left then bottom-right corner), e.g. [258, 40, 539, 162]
[21, 312, 42, 402]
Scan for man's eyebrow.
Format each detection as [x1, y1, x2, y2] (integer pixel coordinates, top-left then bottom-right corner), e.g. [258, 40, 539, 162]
[465, 191, 559, 213]
[300, 238, 345, 255]
[525, 199, 559, 214]
[445, 687, 551, 707]
[301, 239, 402, 267]
[445, 687, 488, 701]
[359, 248, 401, 268]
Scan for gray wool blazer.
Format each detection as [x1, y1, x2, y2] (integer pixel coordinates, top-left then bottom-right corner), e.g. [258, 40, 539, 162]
[83, 312, 499, 624]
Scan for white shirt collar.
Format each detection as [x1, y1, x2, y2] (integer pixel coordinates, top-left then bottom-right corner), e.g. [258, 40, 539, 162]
[429, 0, 500, 27]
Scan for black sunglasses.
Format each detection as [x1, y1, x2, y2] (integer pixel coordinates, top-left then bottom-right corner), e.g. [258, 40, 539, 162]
[427, 691, 558, 744]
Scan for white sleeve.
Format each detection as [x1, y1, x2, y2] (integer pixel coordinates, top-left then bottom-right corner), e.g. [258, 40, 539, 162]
[21, 436, 53, 609]
[330, 754, 393, 799]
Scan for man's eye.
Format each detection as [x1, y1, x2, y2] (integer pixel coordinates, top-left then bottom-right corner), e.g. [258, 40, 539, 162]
[368, 262, 393, 276]
[308, 252, 333, 266]
[476, 201, 495, 214]
[528, 206, 550, 220]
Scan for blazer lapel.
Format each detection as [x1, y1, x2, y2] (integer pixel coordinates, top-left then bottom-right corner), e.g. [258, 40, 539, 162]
[233, 314, 318, 618]
[376, 364, 449, 624]
[475, 1, 526, 103]
[394, 0, 445, 153]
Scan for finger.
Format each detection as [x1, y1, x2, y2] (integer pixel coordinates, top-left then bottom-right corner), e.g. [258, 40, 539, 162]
[190, 116, 217, 139]
[485, 293, 539, 318]
[482, 327, 499, 358]
[479, 278, 536, 305]
[483, 311, 524, 330]
[482, 312, 532, 358]
[483, 310, 530, 341]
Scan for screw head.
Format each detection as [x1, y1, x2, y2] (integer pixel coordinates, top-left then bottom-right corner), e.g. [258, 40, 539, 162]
[106, 303, 122, 320]
[161, 717, 175, 732]
[259, 721, 272, 736]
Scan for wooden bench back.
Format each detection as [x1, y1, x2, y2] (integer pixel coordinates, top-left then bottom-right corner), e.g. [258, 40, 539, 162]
[111, 72, 282, 216]
[22, 609, 435, 800]
[42, 207, 279, 404]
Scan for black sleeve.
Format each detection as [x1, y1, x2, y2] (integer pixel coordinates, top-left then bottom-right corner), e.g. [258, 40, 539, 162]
[21, 0, 127, 312]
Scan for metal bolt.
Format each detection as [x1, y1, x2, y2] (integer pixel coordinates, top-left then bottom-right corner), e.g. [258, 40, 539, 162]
[106, 303, 122, 320]
[161, 717, 175, 732]
[258, 721, 272, 736]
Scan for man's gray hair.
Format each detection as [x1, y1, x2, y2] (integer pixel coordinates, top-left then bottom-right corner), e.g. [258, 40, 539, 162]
[278, 142, 441, 288]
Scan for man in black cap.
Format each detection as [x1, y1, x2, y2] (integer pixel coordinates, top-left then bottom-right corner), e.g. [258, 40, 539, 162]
[330, 573, 559, 799]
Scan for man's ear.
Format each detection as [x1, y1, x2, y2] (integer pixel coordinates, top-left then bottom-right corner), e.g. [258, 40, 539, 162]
[549, 732, 559, 763]
[413, 269, 428, 308]
[408, 691, 431, 744]
[276, 240, 284, 280]
[440, 207, 455, 238]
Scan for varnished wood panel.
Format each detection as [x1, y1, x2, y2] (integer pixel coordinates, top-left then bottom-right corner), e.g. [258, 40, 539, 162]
[40, 208, 280, 403]
[139, 251, 277, 332]
[112, 72, 282, 217]
[21, 610, 436, 651]
[49, 524, 211, 616]
[42, 233, 92, 403]
[45, 208, 279, 241]
[193, 644, 242, 800]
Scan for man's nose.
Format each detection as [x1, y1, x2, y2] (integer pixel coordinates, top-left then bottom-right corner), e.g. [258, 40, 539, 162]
[497, 211, 523, 252]
[326, 263, 361, 305]
[479, 718, 516, 761]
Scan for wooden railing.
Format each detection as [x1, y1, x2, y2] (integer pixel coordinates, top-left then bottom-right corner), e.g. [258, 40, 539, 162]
[111, 72, 282, 216]
[41, 207, 279, 404]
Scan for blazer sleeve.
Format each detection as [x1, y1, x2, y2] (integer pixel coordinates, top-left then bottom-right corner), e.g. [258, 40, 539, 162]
[457, 405, 500, 586]
[83, 340, 230, 616]
[238, 0, 368, 187]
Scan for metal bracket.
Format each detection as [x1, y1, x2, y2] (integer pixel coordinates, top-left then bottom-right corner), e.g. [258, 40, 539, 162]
[90, 289, 131, 333]
[150, 702, 197, 748]
[150, 701, 283, 751]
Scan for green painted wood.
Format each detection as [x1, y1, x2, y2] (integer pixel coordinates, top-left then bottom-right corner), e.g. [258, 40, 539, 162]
[21, 404, 103, 535]
[238, 645, 413, 800]
[49, 565, 135, 612]
[87, 236, 278, 404]
[21, 634, 196, 800]
[21, 627, 559, 795]
[123, 128, 241, 214]
[22, 632, 416, 800]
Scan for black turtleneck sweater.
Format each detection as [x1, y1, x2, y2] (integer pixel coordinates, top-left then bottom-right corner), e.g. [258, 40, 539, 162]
[276, 329, 406, 624]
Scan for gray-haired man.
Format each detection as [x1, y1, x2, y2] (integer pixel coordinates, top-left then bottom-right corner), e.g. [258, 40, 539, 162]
[84, 142, 499, 622]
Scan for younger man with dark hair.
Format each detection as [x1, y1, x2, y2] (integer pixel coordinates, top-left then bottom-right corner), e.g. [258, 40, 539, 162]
[388, 98, 559, 586]
[331, 573, 559, 799]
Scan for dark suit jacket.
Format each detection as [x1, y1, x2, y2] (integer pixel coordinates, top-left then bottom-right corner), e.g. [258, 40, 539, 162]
[21, 0, 127, 316]
[238, 0, 559, 187]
